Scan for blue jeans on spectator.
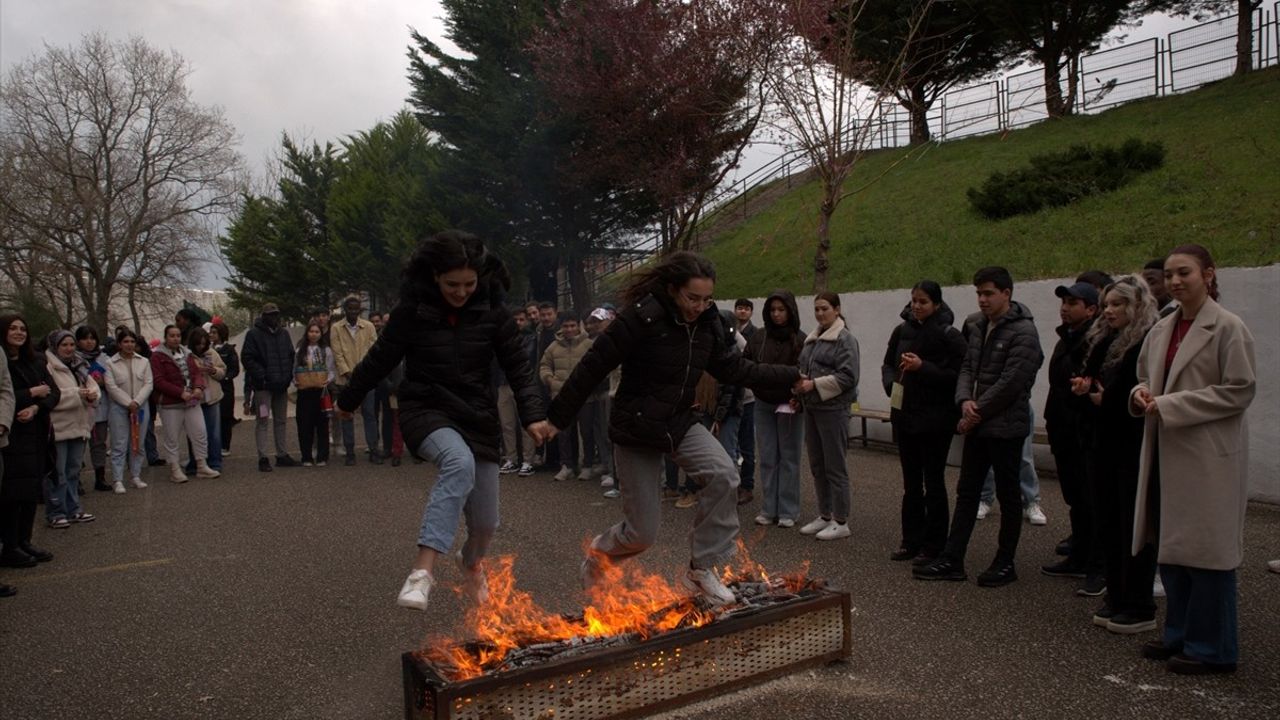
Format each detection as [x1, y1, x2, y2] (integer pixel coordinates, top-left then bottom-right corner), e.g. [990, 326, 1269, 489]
[981, 404, 1041, 506]
[342, 391, 379, 457]
[737, 401, 756, 490]
[754, 401, 804, 522]
[1160, 564, 1238, 665]
[415, 428, 499, 568]
[108, 402, 149, 482]
[186, 403, 222, 472]
[46, 438, 86, 521]
[717, 413, 742, 468]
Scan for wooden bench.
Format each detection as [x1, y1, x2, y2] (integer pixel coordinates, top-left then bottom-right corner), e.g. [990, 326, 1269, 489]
[849, 407, 892, 448]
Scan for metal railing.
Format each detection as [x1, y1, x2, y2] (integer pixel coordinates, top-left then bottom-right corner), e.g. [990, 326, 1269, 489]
[563, 8, 1279, 305]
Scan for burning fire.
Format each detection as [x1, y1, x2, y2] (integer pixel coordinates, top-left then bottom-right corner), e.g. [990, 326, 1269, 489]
[425, 539, 812, 681]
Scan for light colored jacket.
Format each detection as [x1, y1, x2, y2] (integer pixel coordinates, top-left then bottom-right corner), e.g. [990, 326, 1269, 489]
[538, 331, 591, 396]
[0, 357, 14, 449]
[329, 318, 378, 383]
[105, 352, 153, 408]
[196, 348, 228, 406]
[798, 317, 860, 411]
[1130, 299, 1256, 570]
[46, 350, 100, 441]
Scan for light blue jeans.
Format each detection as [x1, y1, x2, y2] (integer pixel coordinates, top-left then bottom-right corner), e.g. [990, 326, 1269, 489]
[108, 402, 149, 482]
[342, 391, 379, 456]
[416, 428, 499, 570]
[754, 401, 805, 522]
[981, 404, 1041, 506]
[46, 438, 86, 521]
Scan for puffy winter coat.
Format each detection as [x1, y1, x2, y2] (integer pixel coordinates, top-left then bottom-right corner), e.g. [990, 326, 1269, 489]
[214, 342, 239, 402]
[2, 353, 60, 502]
[241, 317, 295, 393]
[1043, 318, 1095, 453]
[546, 291, 800, 453]
[955, 301, 1044, 439]
[150, 347, 207, 407]
[881, 302, 966, 434]
[46, 350, 100, 441]
[337, 259, 544, 463]
[539, 330, 592, 396]
[797, 317, 860, 412]
[743, 290, 804, 406]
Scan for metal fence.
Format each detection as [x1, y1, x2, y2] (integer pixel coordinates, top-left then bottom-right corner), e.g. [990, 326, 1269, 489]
[565, 7, 1280, 305]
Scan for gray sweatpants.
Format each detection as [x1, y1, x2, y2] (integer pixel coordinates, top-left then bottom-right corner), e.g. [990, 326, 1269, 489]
[804, 406, 852, 522]
[252, 389, 290, 459]
[596, 423, 739, 570]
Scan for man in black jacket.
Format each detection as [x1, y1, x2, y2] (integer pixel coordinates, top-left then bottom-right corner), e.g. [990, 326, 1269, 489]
[241, 303, 299, 472]
[915, 267, 1044, 587]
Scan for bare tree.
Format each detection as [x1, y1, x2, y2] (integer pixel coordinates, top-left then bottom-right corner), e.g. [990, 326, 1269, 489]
[0, 33, 243, 332]
[767, 0, 926, 291]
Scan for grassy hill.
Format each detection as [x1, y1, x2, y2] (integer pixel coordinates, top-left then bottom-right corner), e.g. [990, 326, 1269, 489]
[701, 67, 1280, 298]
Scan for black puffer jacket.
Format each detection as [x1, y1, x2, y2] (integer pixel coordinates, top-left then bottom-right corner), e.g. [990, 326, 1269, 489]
[547, 291, 800, 453]
[241, 318, 295, 393]
[215, 342, 239, 401]
[2, 354, 60, 503]
[337, 262, 544, 463]
[743, 290, 804, 405]
[1043, 319, 1094, 453]
[881, 302, 966, 434]
[955, 301, 1044, 439]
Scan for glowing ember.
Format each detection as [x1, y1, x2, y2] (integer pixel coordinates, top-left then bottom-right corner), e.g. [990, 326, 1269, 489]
[425, 539, 813, 681]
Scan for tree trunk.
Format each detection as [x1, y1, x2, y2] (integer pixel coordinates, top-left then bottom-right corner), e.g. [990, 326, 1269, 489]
[1235, 1, 1254, 76]
[1043, 56, 1067, 118]
[565, 253, 592, 313]
[812, 192, 835, 293]
[128, 282, 142, 333]
[91, 281, 113, 337]
[1064, 54, 1080, 115]
[907, 84, 931, 144]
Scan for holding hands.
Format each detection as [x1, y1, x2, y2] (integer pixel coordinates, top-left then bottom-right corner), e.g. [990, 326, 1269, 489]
[527, 421, 557, 446]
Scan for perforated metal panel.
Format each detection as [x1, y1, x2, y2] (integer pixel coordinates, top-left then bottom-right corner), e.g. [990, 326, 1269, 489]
[404, 589, 851, 720]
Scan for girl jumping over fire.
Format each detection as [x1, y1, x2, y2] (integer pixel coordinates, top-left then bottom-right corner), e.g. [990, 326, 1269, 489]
[337, 231, 549, 612]
[531, 252, 802, 606]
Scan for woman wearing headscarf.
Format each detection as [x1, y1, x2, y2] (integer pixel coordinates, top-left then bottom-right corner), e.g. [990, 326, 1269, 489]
[45, 329, 101, 527]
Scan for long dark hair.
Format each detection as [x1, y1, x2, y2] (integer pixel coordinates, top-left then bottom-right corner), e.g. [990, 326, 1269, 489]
[295, 322, 328, 366]
[0, 313, 35, 362]
[815, 291, 845, 322]
[399, 230, 510, 306]
[186, 327, 211, 355]
[1168, 243, 1220, 301]
[622, 251, 717, 306]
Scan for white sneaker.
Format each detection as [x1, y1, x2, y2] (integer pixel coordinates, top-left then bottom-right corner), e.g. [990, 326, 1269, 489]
[130, 477, 147, 489]
[301, 461, 313, 467]
[816, 522, 851, 541]
[754, 513, 773, 526]
[553, 466, 574, 482]
[602, 488, 621, 499]
[517, 462, 534, 477]
[577, 467, 596, 482]
[397, 569, 434, 611]
[976, 501, 992, 520]
[799, 517, 834, 536]
[195, 462, 221, 479]
[499, 461, 518, 474]
[456, 553, 489, 605]
[170, 468, 189, 484]
[1025, 503, 1047, 526]
[112, 481, 126, 494]
[777, 518, 796, 529]
[682, 567, 735, 606]
[1153, 576, 1166, 598]
[599, 474, 616, 488]
[316, 461, 327, 467]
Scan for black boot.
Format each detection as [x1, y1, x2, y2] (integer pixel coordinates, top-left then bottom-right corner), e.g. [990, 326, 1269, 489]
[94, 466, 112, 492]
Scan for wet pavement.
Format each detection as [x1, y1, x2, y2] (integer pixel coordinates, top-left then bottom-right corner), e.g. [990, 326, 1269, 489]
[2, 429, 1278, 719]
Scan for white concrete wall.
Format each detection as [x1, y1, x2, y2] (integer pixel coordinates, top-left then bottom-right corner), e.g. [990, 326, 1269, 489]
[742, 263, 1280, 503]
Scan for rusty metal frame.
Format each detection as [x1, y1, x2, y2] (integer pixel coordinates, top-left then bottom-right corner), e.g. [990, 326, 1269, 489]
[403, 588, 851, 720]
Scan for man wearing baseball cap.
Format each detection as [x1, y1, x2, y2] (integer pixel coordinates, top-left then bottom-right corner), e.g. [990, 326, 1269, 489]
[241, 302, 300, 471]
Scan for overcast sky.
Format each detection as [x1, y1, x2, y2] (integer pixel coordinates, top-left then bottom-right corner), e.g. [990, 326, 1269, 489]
[0, 1, 1210, 288]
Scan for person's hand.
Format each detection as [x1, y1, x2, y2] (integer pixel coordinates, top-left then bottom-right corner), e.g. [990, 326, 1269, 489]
[794, 377, 815, 395]
[711, 421, 721, 437]
[181, 389, 192, 402]
[957, 417, 975, 435]
[1070, 376, 1092, 396]
[528, 421, 558, 445]
[788, 398, 800, 413]
[29, 383, 50, 398]
[243, 401, 253, 416]
[336, 408, 353, 421]
[78, 386, 93, 400]
[899, 352, 923, 373]
[128, 401, 139, 412]
[961, 400, 981, 425]
[1132, 386, 1154, 414]
[1143, 398, 1160, 417]
[16, 406, 37, 423]
[1088, 381, 1105, 407]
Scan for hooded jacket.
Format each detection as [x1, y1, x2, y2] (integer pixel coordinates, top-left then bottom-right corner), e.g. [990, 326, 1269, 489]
[46, 349, 100, 440]
[538, 329, 591, 396]
[241, 315, 296, 393]
[743, 290, 804, 405]
[881, 302, 966, 434]
[546, 290, 799, 453]
[955, 301, 1045, 439]
[336, 256, 544, 463]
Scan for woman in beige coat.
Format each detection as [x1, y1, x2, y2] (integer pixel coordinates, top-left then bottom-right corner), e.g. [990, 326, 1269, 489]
[1130, 244, 1255, 675]
[45, 329, 101, 528]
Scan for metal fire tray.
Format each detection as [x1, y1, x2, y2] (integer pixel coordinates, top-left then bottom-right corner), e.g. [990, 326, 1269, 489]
[403, 587, 851, 720]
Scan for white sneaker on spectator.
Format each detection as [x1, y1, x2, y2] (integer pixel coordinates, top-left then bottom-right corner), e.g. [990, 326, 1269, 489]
[602, 488, 621, 499]
[577, 467, 596, 481]
[1153, 576, 1166, 598]
[517, 462, 535, 477]
[554, 466, 574, 482]
[1268, 559, 1280, 574]
[499, 461, 518, 475]
[799, 517, 834, 536]
[112, 481, 126, 494]
[397, 569, 434, 611]
[599, 474, 616, 488]
[816, 522, 852, 541]
[1024, 503, 1047, 526]
[130, 477, 147, 489]
[682, 567, 735, 606]
[777, 518, 796, 529]
[754, 514, 773, 526]
[976, 501, 992, 520]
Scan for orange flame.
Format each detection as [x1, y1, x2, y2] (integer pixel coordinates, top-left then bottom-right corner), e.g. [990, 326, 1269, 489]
[424, 539, 812, 681]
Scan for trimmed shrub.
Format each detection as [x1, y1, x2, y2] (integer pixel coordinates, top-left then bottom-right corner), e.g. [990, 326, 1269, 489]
[968, 138, 1165, 220]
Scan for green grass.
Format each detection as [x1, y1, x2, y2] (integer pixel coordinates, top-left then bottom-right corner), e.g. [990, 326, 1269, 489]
[702, 67, 1280, 297]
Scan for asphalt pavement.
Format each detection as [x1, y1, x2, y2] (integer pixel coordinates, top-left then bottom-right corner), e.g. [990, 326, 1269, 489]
[2, 428, 1278, 719]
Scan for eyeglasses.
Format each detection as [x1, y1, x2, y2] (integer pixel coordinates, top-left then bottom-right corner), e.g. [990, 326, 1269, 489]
[679, 289, 714, 308]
